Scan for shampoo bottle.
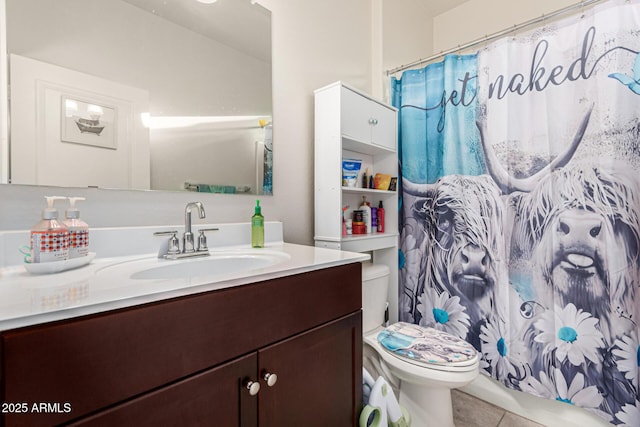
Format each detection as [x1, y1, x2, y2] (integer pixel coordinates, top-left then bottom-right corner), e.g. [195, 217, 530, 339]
[64, 197, 89, 259]
[30, 196, 70, 263]
[252, 200, 264, 248]
[377, 201, 385, 233]
[360, 196, 372, 234]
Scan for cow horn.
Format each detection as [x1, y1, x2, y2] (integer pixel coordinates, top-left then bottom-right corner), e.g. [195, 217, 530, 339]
[476, 105, 594, 194]
[402, 177, 436, 197]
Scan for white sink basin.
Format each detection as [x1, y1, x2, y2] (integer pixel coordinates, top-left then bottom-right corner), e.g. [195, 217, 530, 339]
[134, 252, 288, 280]
[96, 249, 291, 281]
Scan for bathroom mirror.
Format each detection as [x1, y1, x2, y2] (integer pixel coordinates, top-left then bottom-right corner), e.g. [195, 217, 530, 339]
[1, 0, 273, 195]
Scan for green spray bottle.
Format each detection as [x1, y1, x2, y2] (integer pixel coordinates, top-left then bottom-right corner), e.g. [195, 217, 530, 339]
[252, 200, 264, 248]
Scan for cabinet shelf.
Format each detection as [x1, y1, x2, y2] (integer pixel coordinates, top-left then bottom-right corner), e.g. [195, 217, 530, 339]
[342, 136, 395, 156]
[341, 232, 398, 242]
[341, 187, 396, 195]
[314, 232, 398, 253]
[341, 232, 398, 253]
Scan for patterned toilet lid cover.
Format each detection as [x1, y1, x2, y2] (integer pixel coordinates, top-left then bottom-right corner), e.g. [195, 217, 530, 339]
[377, 322, 477, 365]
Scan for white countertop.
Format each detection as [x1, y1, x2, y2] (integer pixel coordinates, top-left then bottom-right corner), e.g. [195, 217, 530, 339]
[0, 242, 369, 331]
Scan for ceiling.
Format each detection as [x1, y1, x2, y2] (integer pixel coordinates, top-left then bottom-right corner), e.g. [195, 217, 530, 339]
[120, 0, 467, 64]
[423, 0, 469, 16]
[121, 0, 271, 62]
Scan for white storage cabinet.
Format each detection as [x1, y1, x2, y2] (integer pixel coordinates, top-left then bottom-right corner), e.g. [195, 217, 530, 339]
[314, 81, 400, 323]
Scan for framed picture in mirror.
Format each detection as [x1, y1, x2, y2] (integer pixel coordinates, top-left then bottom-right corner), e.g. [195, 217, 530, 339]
[61, 96, 117, 150]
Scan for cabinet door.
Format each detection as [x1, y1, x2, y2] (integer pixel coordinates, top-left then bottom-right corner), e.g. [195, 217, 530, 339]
[258, 312, 362, 427]
[341, 86, 371, 144]
[68, 353, 258, 427]
[369, 100, 396, 151]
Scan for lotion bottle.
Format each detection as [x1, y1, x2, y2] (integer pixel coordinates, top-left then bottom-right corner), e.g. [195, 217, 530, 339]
[30, 196, 70, 263]
[63, 197, 89, 258]
[360, 196, 372, 234]
[252, 200, 264, 248]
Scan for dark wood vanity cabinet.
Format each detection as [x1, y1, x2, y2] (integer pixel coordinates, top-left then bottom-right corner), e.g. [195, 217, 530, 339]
[0, 263, 363, 427]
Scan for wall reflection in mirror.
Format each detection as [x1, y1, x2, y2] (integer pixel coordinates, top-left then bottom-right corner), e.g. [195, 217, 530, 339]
[2, 0, 273, 195]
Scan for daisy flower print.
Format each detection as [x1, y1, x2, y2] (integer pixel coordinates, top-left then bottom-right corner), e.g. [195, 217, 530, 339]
[417, 286, 470, 338]
[523, 369, 604, 412]
[533, 303, 605, 366]
[612, 331, 639, 390]
[480, 317, 528, 381]
[615, 400, 640, 427]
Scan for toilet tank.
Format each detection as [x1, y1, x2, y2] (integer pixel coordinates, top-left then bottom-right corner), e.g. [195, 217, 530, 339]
[361, 263, 390, 334]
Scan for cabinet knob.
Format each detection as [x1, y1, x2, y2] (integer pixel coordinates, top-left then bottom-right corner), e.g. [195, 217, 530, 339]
[243, 379, 261, 396]
[262, 371, 278, 387]
[368, 118, 378, 125]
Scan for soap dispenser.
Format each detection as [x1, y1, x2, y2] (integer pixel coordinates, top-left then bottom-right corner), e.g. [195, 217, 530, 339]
[64, 197, 89, 259]
[30, 196, 70, 263]
[252, 200, 264, 248]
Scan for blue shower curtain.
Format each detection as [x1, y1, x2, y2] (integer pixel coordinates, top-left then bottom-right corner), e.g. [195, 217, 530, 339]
[393, 1, 640, 424]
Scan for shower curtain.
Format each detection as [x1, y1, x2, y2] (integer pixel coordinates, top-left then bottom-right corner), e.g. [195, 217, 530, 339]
[392, 0, 640, 424]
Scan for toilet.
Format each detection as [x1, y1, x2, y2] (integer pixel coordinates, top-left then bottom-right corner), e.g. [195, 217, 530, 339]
[362, 263, 479, 427]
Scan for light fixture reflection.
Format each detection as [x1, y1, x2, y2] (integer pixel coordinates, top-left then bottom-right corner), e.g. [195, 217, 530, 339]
[140, 113, 269, 129]
[65, 99, 78, 117]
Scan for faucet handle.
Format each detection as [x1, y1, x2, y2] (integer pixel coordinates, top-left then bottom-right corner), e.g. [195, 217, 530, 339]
[154, 230, 181, 257]
[154, 230, 179, 236]
[197, 228, 219, 252]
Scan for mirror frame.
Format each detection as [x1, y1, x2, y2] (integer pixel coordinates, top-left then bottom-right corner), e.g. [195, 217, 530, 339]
[1, 0, 8, 183]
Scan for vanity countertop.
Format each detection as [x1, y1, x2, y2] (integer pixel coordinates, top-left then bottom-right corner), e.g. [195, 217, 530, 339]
[0, 242, 369, 332]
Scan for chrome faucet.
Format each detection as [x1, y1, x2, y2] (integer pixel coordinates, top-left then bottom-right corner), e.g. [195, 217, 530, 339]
[154, 201, 218, 259]
[184, 201, 206, 253]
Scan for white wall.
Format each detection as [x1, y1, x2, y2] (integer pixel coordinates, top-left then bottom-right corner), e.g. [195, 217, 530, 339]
[433, 0, 577, 53]
[382, 0, 435, 75]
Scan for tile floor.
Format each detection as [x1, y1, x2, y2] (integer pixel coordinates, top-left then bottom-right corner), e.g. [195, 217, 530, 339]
[452, 390, 544, 427]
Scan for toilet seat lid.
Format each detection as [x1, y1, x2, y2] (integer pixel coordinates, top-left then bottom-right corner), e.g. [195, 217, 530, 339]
[377, 322, 477, 366]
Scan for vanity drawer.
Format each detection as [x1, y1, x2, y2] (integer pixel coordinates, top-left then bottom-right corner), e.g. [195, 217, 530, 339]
[1, 262, 361, 426]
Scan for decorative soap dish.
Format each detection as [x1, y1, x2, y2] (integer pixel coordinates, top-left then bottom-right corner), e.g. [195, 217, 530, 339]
[24, 253, 96, 275]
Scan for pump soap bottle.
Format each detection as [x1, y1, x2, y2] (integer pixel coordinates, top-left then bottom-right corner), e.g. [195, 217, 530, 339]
[64, 197, 89, 259]
[30, 196, 70, 263]
[252, 200, 264, 248]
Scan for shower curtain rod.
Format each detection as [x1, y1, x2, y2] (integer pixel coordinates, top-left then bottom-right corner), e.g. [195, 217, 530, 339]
[386, 0, 605, 76]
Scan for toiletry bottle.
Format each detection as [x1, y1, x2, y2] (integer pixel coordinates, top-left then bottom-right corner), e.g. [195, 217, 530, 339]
[371, 206, 378, 232]
[30, 196, 70, 263]
[377, 201, 385, 233]
[252, 200, 264, 248]
[342, 205, 349, 237]
[362, 168, 369, 188]
[64, 197, 89, 259]
[360, 196, 372, 234]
